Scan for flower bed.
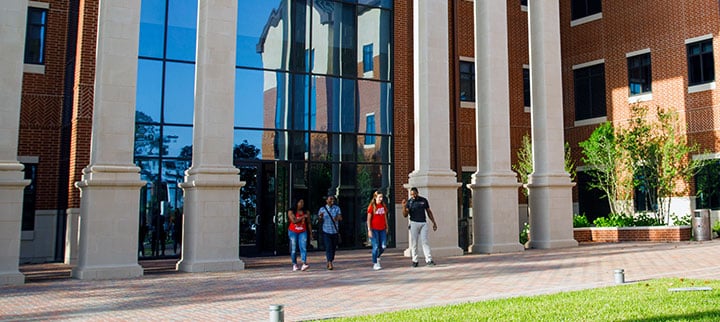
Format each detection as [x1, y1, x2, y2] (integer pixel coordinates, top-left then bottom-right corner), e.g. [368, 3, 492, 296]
[573, 226, 691, 242]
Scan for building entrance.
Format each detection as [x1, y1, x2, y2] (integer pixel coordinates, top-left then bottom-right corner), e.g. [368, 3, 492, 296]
[237, 161, 290, 257]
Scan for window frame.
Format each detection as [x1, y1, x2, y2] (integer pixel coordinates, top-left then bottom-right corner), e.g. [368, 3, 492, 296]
[24, 5, 49, 66]
[626, 50, 652, 97]
[459, 58, 476, 106]
[686, 36, 715, 87]
[572, 59, 607, 124]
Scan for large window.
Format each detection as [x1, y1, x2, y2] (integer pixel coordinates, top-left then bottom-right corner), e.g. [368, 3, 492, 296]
[687, 39, 715, 86]
[523, 67, 531, 108]
[573, 63, 606, 121]
[571, 0, 602, 20]
[24, 7, 47, 64]
[628, 53, 652, 95]
[696, 159, 720, 210]
[460, 61, 475, 102]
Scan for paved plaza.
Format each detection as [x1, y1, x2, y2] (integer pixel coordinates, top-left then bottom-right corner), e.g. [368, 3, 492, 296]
[1, 240, 719, 321]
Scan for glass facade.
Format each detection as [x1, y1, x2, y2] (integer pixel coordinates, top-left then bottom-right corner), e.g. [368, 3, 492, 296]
[135, 0, 393, 257]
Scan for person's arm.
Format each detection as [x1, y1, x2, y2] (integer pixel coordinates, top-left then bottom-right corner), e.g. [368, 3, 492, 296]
[306, 211, 313, 240]
[401, 199, 409, 217]
[287, 210, 296, 224]
[426, 208, 438, 231]
[385, 206, 389, 234]
[335, 207, 342, 222]
[367, 206, 373, 239]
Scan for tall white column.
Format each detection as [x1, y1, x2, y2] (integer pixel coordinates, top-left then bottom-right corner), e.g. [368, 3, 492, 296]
[72, 0, 145, 279]
[176, 0, 244, 273]
[406, 0, 462, 258]
[0, 0, 31, 286]
[527, 1, 577, 249]
[469, 0, 524, 254]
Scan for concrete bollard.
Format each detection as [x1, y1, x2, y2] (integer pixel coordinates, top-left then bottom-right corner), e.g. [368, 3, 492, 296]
[614, 269, 625, 284]
[269, 305, 284, 322]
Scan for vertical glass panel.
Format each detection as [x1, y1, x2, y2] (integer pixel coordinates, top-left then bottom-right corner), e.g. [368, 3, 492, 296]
[238, 0, 310, 71]
[314, 76, 357, 132]
[166, 0, 197, 61]
[161, 159, 190, 209]
[357, 163, 389, 199]
[312, 1, 357, 77]
[163, 62, 195, 125]
[233, 136, 262, 162]
[358, 79, 390, 134]
[235, 68, 279, 129]
[136, 59, 163, 122]
[309, 133, 355, 162]
[358, 0, 392, 9]
[136, 159, 161, 182]
[162, 125, 193, 158]
[139, 0, 166, 58]
[234, 129, 288, 161]
[358, 134, 388, 162]
[357, 6, 391, 81]
[135, 125, 161, 157]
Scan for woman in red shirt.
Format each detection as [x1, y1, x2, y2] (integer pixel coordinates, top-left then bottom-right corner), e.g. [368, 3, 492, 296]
[288, 198, 312, 271]
[366, 190, 389, 270]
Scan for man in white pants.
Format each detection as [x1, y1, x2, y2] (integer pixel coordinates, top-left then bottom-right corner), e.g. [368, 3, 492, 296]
[402, 187, 438, 267]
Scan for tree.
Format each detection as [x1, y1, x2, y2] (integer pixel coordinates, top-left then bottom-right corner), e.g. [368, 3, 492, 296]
[578, 122, 634, 216]
[619, 105, 704, 224]
[513, 134, 576, 196]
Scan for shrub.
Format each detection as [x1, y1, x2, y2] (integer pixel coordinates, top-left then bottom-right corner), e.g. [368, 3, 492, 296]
[712, 221, 720, 235]
[593, 213, 634, 227]
[519, 222, 530, 245]
[669, 213, 691, 226]
[634, 212, 663, 226]
[573, 214, 591, 228]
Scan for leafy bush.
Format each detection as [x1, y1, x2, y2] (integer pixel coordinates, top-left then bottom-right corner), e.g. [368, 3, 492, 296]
[634, 212, 663, 226]
[519, 222, 530, 245]
[593, 213, 634, 227]
[669, 213, 691, 226]
[573, 214, 591, 228]
[712, 221, 720, 235]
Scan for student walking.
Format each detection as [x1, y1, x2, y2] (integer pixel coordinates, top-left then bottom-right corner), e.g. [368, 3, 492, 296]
[367, 190, 389, 270]
[288, 198, 312, 271]
[318, 195, 342, 270]
[402, 187, 437, 267]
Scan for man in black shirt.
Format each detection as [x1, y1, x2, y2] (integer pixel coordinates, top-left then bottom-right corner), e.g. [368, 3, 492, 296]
[402, 187, 438, 267]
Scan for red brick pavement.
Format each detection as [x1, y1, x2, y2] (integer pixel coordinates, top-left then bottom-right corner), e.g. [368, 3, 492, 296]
[1, 240, 719, 321]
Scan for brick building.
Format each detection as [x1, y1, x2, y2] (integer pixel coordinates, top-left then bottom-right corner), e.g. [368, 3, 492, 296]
[1, 0, 719, 284]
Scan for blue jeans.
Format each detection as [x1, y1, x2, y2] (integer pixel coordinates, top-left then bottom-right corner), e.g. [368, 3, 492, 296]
[323, 232, 339, 262]
[370, 229, 387, 264]
[288, 230, 308, 265]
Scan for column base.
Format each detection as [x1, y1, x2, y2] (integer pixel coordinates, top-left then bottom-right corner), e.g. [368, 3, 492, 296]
[72, 264, 143, 280]
[0, 271, 25, 285]
[176, 259, 245, 273]
[528, 239, 578, 249]
[471, 242, 524, 254]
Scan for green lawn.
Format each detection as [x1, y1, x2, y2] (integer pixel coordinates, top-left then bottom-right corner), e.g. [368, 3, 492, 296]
[329, 278, 720, 321]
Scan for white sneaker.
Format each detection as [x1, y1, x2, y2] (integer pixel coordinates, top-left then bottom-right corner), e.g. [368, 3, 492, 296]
[301, 264, 309, 271]
[292, 264, 299, 271]
[373, 263, 382, 270]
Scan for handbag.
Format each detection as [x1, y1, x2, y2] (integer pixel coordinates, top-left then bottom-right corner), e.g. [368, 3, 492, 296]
[325, 205, 341, 244]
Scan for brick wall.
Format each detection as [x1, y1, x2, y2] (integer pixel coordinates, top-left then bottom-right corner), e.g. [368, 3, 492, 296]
[573, 226, 692, 242]
[19, 0, 70, 210]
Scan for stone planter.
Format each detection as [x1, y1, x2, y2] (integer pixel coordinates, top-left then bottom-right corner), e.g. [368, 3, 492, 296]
[573, 226, 692, 243]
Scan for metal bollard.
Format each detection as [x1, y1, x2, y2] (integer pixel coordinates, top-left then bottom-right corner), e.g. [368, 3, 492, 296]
[614, 269, 625, 284]
[269, 305, 284, 322]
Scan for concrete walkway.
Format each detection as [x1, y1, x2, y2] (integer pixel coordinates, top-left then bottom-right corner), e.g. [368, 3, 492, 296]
[2, 240, 719, 321]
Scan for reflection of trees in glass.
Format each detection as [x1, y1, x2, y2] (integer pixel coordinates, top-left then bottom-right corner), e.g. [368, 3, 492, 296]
[135, 111, 168, 156]
[696, 160, 720, 209]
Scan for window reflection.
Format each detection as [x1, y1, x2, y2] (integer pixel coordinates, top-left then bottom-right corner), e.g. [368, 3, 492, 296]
[312, 1, 357, 77]
[166, 0, 197, 61]
[358, 79, 390, 134]
[164, 62, 195, 124]
[139, 0, 165, 58]
[162, 126, 193, 158]
[357, 6, 391, 81]
[136, 59, 163, 122]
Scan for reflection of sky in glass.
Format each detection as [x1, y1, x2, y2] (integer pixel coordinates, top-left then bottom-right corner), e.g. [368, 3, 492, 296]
[164, 126, 193, 158]
[164, 62, 195, 124]
[136, 59, 162, 122]
[139, 0, 165, 58]
[234, 2, 278, 133]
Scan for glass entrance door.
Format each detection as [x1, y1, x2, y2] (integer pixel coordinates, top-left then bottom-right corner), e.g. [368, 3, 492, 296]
[238, 161, 290, 256]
